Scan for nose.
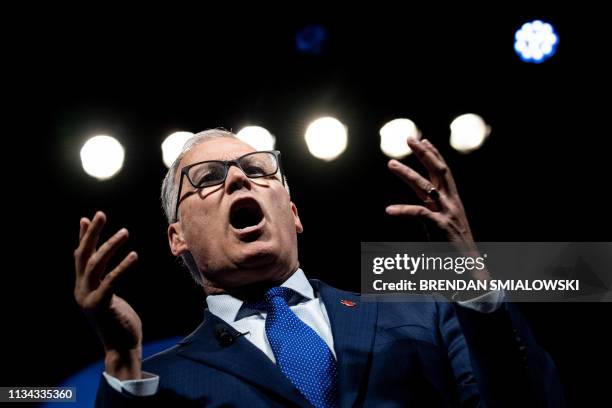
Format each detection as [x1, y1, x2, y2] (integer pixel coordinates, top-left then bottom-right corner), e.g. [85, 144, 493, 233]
[225, 163, 252, 194]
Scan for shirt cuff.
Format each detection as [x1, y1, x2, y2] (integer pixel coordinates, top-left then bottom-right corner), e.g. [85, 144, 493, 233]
[457, 289, 505, 313]
[103, 371, 160, 396]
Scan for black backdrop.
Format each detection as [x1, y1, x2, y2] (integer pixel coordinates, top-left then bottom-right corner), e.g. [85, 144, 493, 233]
[3, 9, 610, 406]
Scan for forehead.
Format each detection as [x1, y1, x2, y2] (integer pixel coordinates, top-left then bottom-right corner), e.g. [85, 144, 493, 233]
[180, 137, 256, 167]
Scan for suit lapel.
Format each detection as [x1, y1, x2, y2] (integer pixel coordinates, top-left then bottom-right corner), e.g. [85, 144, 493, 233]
[311, 279, 379, 408]
[177, 310, 312, 408]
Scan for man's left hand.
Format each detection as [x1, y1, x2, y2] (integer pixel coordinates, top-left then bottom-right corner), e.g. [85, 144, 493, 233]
[386, 138, 481, 252]
[386, 138, 492, 286]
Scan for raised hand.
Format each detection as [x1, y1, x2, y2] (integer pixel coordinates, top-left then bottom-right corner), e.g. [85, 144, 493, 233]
[386, 138, 475, 244]
[73, 211, 143, 379]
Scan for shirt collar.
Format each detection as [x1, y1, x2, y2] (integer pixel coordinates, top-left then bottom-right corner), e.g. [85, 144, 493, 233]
[205, 268, 313, 322]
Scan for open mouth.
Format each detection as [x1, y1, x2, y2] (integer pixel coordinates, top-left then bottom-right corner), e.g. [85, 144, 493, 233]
[229, 197, 264, 231]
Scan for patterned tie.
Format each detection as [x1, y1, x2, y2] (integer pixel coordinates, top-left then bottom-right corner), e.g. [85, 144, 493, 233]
[254, 286, 339, 408]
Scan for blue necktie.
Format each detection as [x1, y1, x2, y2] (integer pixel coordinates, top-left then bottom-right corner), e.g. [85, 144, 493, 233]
[254, 286, 339, 408]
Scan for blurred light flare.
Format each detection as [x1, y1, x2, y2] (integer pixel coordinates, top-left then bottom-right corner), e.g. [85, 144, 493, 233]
[80, 135, 125, 180]
[514, 20, 558, 63]
[304, 117, 348, 161]
[161, 131, 194, 168]
[296, 25, 327, 55]
[236, 126, 276, 151]
[449, 114, 491, 153]
[379, 118, 421, 158]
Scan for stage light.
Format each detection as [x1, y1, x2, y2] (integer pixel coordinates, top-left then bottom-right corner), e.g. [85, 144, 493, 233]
[162, 131, 194, 168]
[379, 118, 421, 158]
[304, 117, 348, 161]
[296, 25, 327, 55]
[514, 20, 558, 63]
[236, 126, 276, 150]
[449, 114, 491, 153]
[80, 135, 125, 180]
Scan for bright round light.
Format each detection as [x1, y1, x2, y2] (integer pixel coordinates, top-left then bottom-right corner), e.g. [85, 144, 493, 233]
[304, 117, 348, 161]
[379, 118, 421, 158]
[449, 114, 491, 153]
[80, 135, 125, 180]
[236, 126, 276, 150]
[514, 20, 558, 63]
[161, 131, 194, 168]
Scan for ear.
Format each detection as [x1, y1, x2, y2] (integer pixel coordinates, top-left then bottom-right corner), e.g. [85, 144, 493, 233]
[168, 222, 189, 256]
[290, 202, 304, 234]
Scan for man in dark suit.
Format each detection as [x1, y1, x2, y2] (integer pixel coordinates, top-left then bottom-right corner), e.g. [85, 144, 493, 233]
[74, 129, 563, 407]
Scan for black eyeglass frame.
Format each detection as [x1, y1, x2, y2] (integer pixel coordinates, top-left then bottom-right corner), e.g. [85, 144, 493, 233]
[173, 150, 284, 222]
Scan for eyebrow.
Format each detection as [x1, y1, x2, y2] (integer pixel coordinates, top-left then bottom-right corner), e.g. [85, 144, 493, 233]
[190, 151, 256, 165]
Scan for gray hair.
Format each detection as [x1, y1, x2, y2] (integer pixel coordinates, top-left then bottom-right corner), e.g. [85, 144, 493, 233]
[161, 129, 237, 223]
[160, 128, 289, 287]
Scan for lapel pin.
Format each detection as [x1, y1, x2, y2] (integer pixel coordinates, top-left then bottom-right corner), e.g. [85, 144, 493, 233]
[340, 299, 357, 307]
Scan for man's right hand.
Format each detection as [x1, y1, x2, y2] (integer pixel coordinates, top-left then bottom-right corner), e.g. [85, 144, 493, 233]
[73, 211, 143, 380]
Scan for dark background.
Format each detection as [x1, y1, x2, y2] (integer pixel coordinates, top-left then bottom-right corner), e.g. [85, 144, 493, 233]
[3, 9, 610, 406]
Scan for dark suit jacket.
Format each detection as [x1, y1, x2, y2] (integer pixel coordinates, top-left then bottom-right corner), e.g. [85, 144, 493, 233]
[96, 279, 564, 407]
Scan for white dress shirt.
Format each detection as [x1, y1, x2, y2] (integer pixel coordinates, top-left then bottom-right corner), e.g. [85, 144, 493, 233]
[205, 268, 336, 362]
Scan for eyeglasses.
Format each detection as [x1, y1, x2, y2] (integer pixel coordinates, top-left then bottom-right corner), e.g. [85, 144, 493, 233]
[173, 150, 284, 222]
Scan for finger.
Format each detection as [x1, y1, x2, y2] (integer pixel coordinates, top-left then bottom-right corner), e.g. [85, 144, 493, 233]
[421, 139, 459, 194]
[79, 218, 90, 241]
[75, 218, 92, 279]
[421, 139, 443, 162]
[76, 211, 107, 270]
[407, 139, 451, 191]
[98, 252, 138, 296]
[388, 159, 436, 202]
[85, 228, 130, 288]
[385, 204, 444, 224]
[410, 139, 458, 195]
